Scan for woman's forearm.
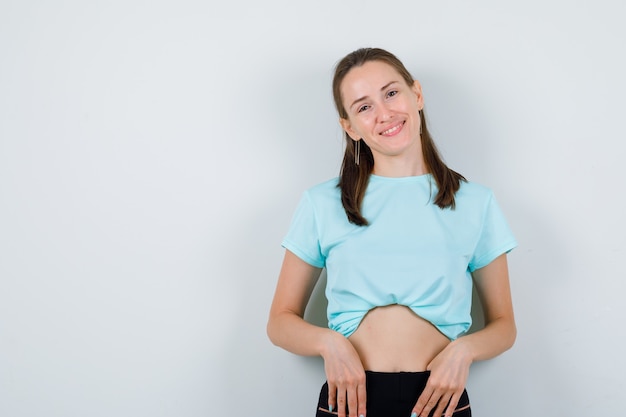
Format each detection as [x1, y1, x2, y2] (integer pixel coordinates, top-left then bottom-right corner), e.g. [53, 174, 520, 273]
[454, 315, 516, 362]
[267, 310, 335, 357]
[462, 254, 517, 362]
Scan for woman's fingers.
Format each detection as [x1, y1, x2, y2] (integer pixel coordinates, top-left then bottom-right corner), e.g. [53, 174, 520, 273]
[322, 332, 366, 417]
[346, 376, 366, 417]
[327, 382, 337, 414]
[431, 391, 452, 417]
[411, 385, 433, 417]
[327, 376, 366, 417]
[336, 385, 346, 417]
[346, 384, 358, 417]
[356, 380, 367, 417]
[412, 385, 460, 417]
[443, 391, 462, 417]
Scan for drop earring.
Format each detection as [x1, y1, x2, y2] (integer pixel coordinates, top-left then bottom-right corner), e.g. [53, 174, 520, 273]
[419, 110, 423, 135]
[354, 139, 361, 165]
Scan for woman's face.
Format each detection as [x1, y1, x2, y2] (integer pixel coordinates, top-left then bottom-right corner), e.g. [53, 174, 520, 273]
[339, 60, 424, 166]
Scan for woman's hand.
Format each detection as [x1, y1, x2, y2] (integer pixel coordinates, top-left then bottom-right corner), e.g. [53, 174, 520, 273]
[267, 251, 367, 416]
[321, 331, 367, 417]
[412, 254, 517, 417]
[411, 339, 472, 417]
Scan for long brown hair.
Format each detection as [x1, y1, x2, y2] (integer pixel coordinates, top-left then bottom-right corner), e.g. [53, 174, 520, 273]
[333, 48, 465, 226]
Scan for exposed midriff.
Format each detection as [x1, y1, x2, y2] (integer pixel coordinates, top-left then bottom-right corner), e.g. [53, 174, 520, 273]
[348, 304, 450, 372]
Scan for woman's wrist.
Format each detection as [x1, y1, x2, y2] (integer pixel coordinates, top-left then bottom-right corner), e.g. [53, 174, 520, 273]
[447, 337, 476, 365]
[318, 328, 345, 359]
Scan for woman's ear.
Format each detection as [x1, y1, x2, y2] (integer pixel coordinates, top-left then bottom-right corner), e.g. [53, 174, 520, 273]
[412, 80, 424, 110]
[339, 118, 360, 141]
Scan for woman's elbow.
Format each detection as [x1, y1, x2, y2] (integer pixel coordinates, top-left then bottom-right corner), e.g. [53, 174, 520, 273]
[267, 310, 290, 347]
[266, 315, 279, 346]
[503, 318, 517, 351]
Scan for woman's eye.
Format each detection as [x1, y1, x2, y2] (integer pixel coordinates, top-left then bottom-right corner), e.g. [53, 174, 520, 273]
[358, 105, 370, 113]
[387, 90, 398, 98]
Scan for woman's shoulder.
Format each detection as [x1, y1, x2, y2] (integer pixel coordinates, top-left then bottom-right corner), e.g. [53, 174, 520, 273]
[458, 178, 491, 194]
[455, 178, 497, 205]
[297, 178, 345, 222]
[304, 177, 341, 199]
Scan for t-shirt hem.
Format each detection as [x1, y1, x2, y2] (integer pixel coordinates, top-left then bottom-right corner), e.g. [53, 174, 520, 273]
[281, 240, 325, 268]
[469, 240, 518, 272]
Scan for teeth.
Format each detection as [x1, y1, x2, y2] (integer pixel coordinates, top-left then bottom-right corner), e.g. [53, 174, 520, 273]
[382, 123, 402, 135]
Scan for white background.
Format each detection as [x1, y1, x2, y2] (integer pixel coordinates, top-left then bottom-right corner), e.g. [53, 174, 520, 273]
[1, 1, 625, 416]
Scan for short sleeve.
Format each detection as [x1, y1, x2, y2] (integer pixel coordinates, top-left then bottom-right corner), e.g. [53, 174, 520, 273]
[281, 192, 326, 268]
[469, 191, 518, 272]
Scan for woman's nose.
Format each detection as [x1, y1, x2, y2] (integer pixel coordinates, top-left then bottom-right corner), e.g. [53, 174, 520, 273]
[376, 103, 393, 122]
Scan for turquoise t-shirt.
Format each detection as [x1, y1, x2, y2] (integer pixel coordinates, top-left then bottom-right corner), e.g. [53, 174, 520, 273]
[282, 174, 517, 340]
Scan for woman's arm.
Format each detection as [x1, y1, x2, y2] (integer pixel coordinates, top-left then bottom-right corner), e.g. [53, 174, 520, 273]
[411, 253, 516, 417]
[267, 249, 327, 354]
[459, 252, 517, 359]
[267, 250, 367, 417]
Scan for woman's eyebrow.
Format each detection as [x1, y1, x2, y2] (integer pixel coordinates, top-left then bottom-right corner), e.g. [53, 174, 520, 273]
[350, 81, 400, 110]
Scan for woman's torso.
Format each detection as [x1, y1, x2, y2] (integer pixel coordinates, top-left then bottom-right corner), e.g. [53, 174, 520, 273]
[282, 176, 516, 368]
[348, 304, 450, 371]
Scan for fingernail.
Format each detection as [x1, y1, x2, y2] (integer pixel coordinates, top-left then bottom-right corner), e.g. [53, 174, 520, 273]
[411, 413, 417, 417]
[328, 405, 333, 413]
[360, 415, 364, 417]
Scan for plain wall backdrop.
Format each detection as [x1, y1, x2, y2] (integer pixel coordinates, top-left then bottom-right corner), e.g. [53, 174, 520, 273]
[1, 1, 625, 416]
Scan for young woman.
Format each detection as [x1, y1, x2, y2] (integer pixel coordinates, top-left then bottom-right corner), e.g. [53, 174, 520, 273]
[267, 47, 517, 417]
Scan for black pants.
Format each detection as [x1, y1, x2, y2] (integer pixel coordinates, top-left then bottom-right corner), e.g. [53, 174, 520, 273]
[316, 371, 471, 417]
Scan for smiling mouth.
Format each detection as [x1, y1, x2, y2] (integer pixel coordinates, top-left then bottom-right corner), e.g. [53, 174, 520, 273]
[380, 121, 405, 136]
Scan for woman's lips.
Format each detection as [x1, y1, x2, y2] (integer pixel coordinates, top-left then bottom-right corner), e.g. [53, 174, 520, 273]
[380, 121, 405, 137]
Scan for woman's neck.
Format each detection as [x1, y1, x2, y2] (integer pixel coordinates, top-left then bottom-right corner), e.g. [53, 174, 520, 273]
[372, 155, 427, 178]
